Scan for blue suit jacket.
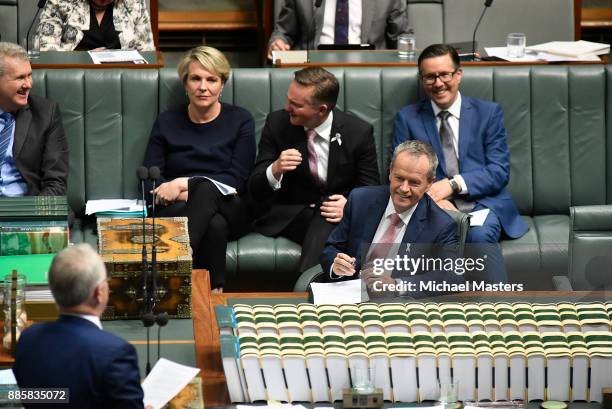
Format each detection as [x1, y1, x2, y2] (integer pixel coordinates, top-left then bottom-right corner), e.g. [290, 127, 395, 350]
[393, 96, 528, 239]
[320, 185, 462, 294]
[14, 315, 144, 409]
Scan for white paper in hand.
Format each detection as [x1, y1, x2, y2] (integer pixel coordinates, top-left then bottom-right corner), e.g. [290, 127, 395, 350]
[469, 208, 490, 227]
[142, 358, 200, 409]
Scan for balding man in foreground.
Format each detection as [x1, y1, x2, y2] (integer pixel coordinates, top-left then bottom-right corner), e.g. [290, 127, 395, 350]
[14, 244, 147, 409]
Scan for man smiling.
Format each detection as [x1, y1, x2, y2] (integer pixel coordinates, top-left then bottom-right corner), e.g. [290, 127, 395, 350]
[320, 140, 460, 298]
[393, 44, 527, 246]
[249, 66, 379, 276]
[0, 42, 68, 197]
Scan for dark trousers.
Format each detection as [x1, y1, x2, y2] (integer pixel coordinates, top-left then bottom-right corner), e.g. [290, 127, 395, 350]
[280, 206, 336, 273]
[158, 179, 248, 289]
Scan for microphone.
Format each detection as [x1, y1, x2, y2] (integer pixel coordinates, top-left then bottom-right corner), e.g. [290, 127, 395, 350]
[471, 0, 494, 60]
[141, 312, 156, 375]
[148, 166, 161, 311]
[155, 312, 169, 362]
[26, 0, 47, 55]
[308, 0, 323, 56]
[137, 166, 149, 312]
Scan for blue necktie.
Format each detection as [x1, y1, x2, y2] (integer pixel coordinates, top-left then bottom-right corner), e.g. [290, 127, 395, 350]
[334, 0, 349, 44]
[0, 112, 15, 164]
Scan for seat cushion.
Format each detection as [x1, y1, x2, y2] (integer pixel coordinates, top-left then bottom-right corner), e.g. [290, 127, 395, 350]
[501, 216, 541, 289]
[226, 233, 301, 277]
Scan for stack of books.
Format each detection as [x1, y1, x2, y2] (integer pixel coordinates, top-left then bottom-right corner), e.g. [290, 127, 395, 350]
[0, 196, 69, 300]
[215, 301, 612, 404]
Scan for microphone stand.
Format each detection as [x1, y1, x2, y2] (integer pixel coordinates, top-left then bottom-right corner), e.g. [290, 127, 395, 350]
[148, 167, 160, 312]
[471, 0, 494, 61]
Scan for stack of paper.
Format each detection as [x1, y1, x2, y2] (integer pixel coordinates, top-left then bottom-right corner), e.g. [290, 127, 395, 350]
[85, 199, 146, 218]
[527, 40, 610, 58]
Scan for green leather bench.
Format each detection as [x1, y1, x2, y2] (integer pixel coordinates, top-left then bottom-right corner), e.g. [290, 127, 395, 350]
[30, 65, 612, 290]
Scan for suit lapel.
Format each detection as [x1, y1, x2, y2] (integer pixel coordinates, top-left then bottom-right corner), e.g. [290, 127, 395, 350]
[401, 197, 428, 244]
[326, 110, 344, 189]
[419, 101, 446, 176]
[13, 105, 31, 158]
[360, 0, 374, 44]
[457, 96, 473, 167]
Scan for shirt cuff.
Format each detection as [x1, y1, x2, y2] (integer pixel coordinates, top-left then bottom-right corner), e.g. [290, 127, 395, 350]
[266, 164, 282, 190]
[454, 174, 468, 195]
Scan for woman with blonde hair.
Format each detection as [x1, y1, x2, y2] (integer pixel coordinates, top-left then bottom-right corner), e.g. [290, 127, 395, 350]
[143, 46, 256, 291]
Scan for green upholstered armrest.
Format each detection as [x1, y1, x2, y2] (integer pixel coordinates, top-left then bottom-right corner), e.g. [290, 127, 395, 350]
[564, 205, 612, 290]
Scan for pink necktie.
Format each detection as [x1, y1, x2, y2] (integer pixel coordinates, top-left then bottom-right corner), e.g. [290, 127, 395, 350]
[368, 213, 404, 262]
[306, 129, 322, 186]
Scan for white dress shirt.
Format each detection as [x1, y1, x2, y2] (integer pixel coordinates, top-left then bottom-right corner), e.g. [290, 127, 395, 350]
[266, 111, 334, 189]
[319, 0, 362, 45]
[62, 313, 103, 329]
[431, 92, 468, 194]
[367, 198, 418, 260]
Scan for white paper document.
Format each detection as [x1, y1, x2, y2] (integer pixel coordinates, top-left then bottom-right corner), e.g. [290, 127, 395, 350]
[142, 358, 200, 409]
[527, 40, 610, 58]
[0, 369, 17, 385]
[88, 49, 147, 64]
[271, 50, 308, 64]
[311, 279, 362, 305]
[237, 404, 308, 409]
[199, 177, 237, 196]
[485, 47, 601, 62]
[85, 199, 144, 215]
[469, 208, 490, 227]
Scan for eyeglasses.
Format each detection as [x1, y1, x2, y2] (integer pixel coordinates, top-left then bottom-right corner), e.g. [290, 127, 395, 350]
[421, 70, 458, 85]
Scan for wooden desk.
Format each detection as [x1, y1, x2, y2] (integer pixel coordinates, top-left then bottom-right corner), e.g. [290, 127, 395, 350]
[31, 51, 164, 69]
[274, 50, 608, 68]
[191, 269, 611, 406]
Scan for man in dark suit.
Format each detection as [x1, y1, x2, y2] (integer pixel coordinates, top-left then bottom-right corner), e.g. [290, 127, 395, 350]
[0, 42, 68, 196]
[321, 140, 460, 298]
[249, 66, 379, 274]
[268, 0, 407, 59]
[14, 244, 147, 409]
[393, 43, 528, 244]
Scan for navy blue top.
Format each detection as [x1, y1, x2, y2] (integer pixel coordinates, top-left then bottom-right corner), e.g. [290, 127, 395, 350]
[143, 103, 256, 193]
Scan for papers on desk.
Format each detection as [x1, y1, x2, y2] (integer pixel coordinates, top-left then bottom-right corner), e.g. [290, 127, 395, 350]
[484, 47, 601, 62]
[271, 50, 308, 64]
[88, 49, 148, 64]
[142, 358, 200, 409]
[528, 40, 610, 58]
[237, 404, 309, 409]
[310, 278, 363, 305]
[85, 199, 145, 216]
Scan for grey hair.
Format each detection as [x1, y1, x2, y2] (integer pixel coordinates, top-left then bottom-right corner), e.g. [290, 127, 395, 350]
[0, 42, 28, 77]
[49, 244, 107, 308]
[390, 140, 438, 181]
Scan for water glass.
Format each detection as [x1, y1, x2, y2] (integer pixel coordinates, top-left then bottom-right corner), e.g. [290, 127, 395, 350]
[351, 362, 375, 393]
[507, 33, 526, 58]
[397, 33, 416, 59]
[438, 379, 458, 404]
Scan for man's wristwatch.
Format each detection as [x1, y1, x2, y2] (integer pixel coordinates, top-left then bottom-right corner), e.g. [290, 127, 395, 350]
[448, 177, 461, 195]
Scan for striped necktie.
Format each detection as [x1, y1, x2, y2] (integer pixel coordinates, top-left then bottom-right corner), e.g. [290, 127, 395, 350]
[0, 112, 15, 164]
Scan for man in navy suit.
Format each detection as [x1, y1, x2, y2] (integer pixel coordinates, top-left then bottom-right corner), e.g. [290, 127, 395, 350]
[14, 244, 147, 409]
[393, 44, 528, 244]
[321, 140, 461, 298]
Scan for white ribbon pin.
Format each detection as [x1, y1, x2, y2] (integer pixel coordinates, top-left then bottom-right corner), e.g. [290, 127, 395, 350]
[331, 133, 342, 146]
